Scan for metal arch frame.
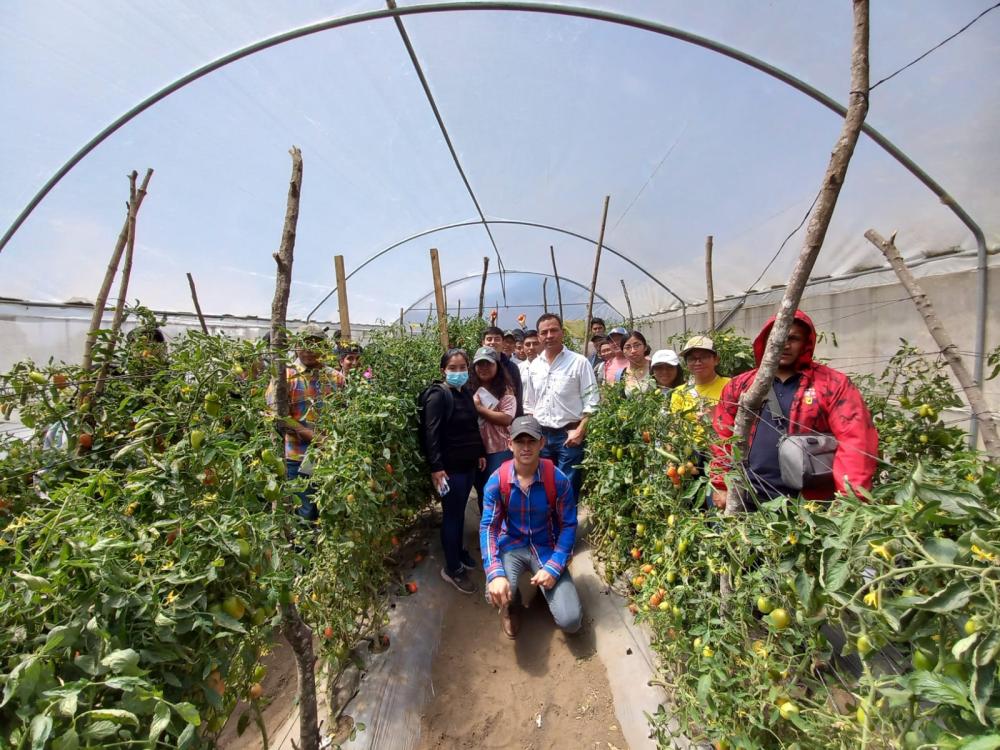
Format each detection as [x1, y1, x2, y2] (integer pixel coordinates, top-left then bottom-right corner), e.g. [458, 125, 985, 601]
[305, 217, 687, 317]
[0, 1, 988, 438]
[401, 268, 624, 318]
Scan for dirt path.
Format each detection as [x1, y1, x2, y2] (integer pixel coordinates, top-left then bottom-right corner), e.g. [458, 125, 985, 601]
[416, 509, 629, 750]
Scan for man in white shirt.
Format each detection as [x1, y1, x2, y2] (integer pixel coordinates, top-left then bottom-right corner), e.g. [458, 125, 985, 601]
[522, 314, 599, 497]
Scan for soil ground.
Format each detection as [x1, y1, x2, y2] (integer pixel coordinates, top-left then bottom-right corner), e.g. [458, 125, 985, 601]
[416, 540, 629, 750]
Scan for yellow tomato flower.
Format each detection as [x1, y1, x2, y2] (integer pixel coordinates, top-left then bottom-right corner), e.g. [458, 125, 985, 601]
[863, 590, 880, 608]
[165, 590, 179, 605]
[132, 552, 146, 565]
[971, 544, 998, 564]
[869, 542, 893, 562]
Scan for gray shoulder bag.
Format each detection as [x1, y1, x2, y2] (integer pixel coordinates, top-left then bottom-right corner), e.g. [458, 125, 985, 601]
[766, 385, 838, 490]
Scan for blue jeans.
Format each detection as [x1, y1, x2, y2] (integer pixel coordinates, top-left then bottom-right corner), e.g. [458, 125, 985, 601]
[440, 470, 475, 576]
[489, 546, 583, 633]
[475, 450, 513, 514]
[540, 428, 585, 499]
[286, 459, 318, 522]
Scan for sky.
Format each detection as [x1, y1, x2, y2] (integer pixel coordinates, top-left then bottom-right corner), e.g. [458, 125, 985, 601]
[1, 0, 998, 327]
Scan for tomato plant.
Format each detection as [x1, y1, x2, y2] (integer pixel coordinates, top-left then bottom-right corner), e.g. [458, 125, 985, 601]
[583, 340, 1000, 749]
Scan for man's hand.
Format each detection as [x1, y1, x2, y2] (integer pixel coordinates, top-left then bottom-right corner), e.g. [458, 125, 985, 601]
[295, 425, 314, 444]
[530, 569, 557, 590]
[712, 489, 728, 510]
[565, 424, 586, 447]
[431, 470, 448, 494]
[478, 456, 487, 472]
[487, 576, 512, 608]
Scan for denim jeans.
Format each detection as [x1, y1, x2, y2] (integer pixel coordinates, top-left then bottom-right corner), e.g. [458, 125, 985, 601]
[286, 459, 318, 522]
[539, 428, 585, 499]
[489, 546, 583, 633]
[440, 470, 475, 576]
[475, 450, 513, 514]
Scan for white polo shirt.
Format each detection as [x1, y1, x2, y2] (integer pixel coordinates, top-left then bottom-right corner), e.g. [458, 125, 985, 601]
[523, 347, 599, 428]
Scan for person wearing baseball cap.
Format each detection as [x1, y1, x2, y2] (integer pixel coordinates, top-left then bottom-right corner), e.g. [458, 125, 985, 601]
[469, 347, 517, 514]
[650, 349, 684, 396]
[265, 321, 343, 523]
[670, 335, 730, 442]
[480, 415, 582, 639]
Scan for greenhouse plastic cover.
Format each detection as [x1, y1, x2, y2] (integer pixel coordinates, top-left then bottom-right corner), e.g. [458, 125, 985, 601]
[2, 1, 998, 327]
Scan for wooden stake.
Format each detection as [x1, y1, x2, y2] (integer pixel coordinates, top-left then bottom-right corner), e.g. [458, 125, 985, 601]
[543, 277, 549, 313]
[334, 254, 351, 343]
[705, 235, 716, 331]
[430, 248, 449, 349]
[457, 299, 461, 318]
[267, 147, 320, 750]
[724, 0, 870, 518]
[584, 196, 611, 338]
[620, 279, 634, 330]
[865, 229, 1000, 461]
[80, 169, 154, 375]
[186, 272, 209, 334]
[550, 245, 564, 322]
[478, 256, 489, 319]
[93, 170, 153, 400]
[399, 307, 404, 330]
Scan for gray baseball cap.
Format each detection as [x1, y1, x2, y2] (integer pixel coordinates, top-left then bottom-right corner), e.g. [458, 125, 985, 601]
[297, 322, 328, 340]
[472, 346, 500, 364]
[509, 415, 544, 440]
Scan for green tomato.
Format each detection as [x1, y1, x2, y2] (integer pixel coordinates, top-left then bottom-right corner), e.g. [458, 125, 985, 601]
[756, 596, 774, 614]
[779, 702, 799, 720]
[856, 635, 873, 656]
[912, 649, 936, 671]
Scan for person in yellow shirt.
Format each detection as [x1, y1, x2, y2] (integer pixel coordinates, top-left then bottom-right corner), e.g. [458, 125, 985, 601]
[670, 336, 731, 439]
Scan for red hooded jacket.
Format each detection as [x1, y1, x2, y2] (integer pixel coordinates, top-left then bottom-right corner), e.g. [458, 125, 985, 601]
[711, 310, 878, 500]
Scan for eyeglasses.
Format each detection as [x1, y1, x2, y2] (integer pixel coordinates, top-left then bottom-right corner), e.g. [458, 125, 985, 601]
[685, 353, 715, 363]
[622, 343, 645, 352]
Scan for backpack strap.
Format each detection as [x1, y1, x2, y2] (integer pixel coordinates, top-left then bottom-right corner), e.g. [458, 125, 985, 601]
[498, 458, 558, 515]
[765, 383, 788, 434]
[498, 459, 514, 507]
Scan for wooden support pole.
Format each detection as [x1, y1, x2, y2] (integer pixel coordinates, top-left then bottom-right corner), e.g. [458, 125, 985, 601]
[457, 299, 462, 318]
[186, 272, 209, 334]
[399, 307, 404, 330]
[620, 279, 634, 330]
[81, 169, 154, 375]
[550, 245, 564, 322]
[478, 256, 489, 319]
[705, 235, 716, 332]
[723, 0, 869, 525]
[543, 277, 549, 313]
[93, 170, 153, 400]
[334, 255, 351, 343]
[430, 248, 449, 349]
[267, 147, 320, 750]
[584, 196, 611, 339]
[865, 229, 1000, 461]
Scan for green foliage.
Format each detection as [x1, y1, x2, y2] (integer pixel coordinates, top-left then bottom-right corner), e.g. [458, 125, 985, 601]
[583, 341, 999, 749]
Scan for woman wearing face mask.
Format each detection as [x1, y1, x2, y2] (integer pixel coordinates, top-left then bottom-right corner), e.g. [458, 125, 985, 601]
[468, 347, 516, 514]
[422, 349, 486, 594]
[616, 330, 653, 393]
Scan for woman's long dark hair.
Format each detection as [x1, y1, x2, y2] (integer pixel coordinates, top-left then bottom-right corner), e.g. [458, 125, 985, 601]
[468, 356, 511, 402]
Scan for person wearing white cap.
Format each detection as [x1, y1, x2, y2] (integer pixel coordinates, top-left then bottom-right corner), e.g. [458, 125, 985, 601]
[650, 349, 684, 396]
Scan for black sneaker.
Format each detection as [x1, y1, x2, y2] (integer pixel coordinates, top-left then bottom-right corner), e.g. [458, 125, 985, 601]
[459, 550, 479, 572]
[440, 567, 476, 594]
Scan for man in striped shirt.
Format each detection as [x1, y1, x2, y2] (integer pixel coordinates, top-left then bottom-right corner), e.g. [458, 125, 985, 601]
[480, 416, 582, 639]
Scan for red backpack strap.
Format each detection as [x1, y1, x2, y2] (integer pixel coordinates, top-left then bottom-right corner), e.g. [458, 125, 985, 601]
[497, 459, 515, 508]
[539, 458, 558, 514]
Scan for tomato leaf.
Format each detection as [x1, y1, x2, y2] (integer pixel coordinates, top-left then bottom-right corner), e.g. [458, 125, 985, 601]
[14, 571, 52, 593]
[974, 631, 1000, 667]
[953, 633, 981, 660]
[29, 714, 52, 750]
[923, 537, 959, 564]
[51, 729, 79, 750]
[101, 648, 142, 676]
[149, 702, 171, 743]
[903, 672, 971, 710]
[913, 581, 971, 613]
[972, 664, 994, 725]
[958, 735, 1000, 750]
[43, 625, 80, 653]
[89, 709, 139, 727]
[177, 722, 197, 749]
[174, 701, 201, 726]
[81, 720, 118, 741]
[237, 710, 251, 736]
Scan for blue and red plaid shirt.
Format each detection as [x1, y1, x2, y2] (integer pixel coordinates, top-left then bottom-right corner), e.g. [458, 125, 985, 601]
[480, 462, 577, 582]
[265, 361, 343, 461]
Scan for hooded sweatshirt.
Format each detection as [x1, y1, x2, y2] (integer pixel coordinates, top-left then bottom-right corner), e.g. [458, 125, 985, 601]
[710, 310, 878, 502]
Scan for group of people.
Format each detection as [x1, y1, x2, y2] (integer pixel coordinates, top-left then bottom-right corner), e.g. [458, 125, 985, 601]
[270, 311, 878, 641]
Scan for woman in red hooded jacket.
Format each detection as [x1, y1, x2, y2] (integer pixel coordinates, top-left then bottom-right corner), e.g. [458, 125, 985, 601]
[710, 310, 878, 508]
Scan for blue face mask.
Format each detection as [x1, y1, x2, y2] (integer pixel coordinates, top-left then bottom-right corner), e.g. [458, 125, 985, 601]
[445, 371, 469, 388]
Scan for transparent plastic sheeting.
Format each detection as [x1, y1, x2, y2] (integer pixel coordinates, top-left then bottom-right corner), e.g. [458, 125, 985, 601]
[1, 1, 997, 328]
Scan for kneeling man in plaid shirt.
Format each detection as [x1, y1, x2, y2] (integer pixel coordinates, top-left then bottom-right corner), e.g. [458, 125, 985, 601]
[480, 416, 583, 639]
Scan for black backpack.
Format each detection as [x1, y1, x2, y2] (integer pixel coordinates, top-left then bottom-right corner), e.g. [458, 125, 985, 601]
[416, 381, 453, 458]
